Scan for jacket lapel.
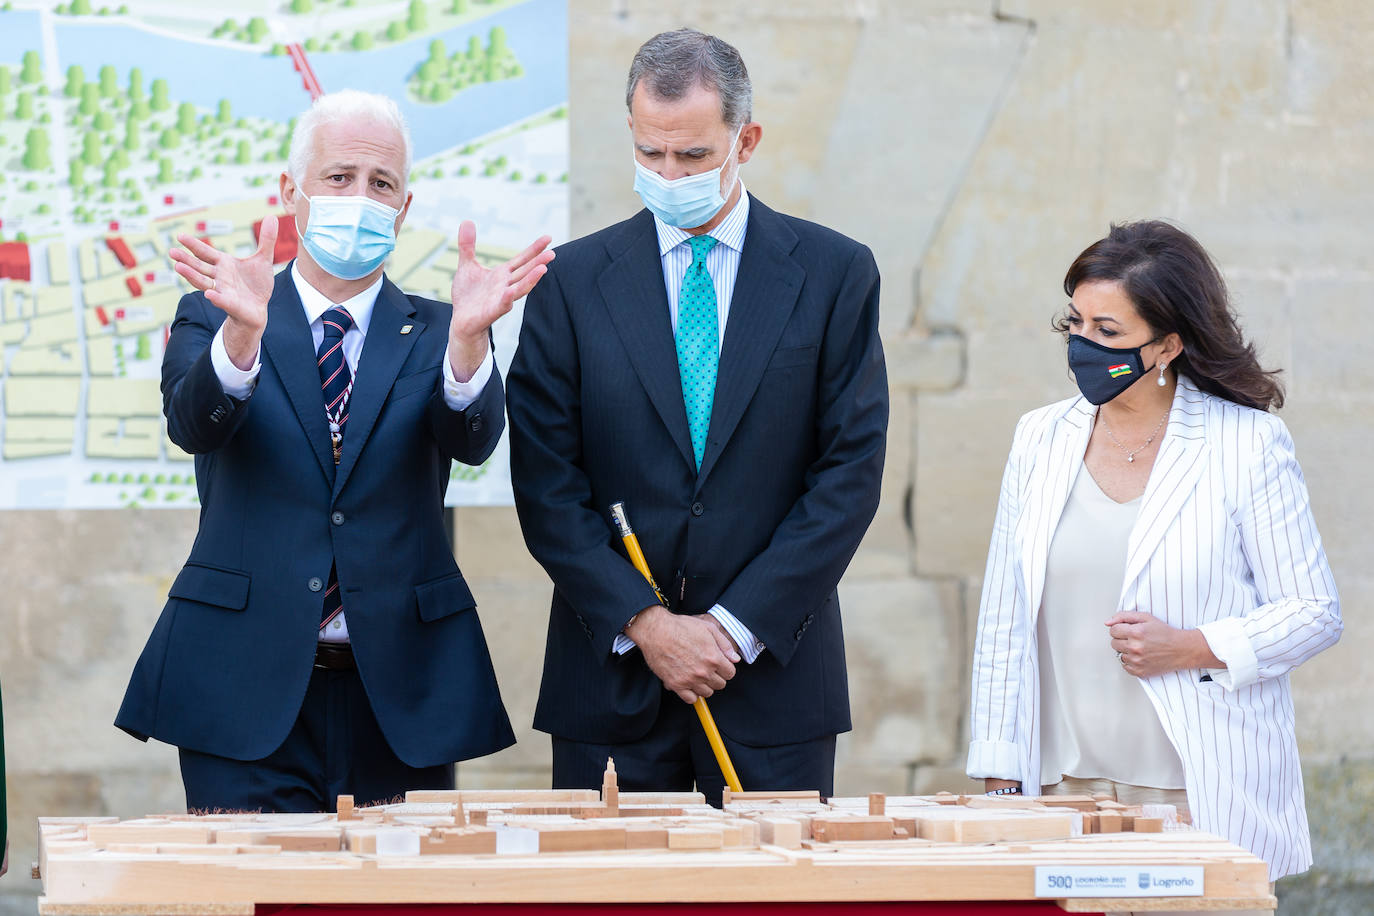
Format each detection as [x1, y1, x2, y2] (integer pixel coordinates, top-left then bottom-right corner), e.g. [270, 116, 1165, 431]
[1119, 377, 1210, 596]
[596, 211, 697, 471]
[261, 270, 335, 485]
[1021, 397, 1094, 625]
[332, 276, 421, 498]
[695, 196, 805, 487]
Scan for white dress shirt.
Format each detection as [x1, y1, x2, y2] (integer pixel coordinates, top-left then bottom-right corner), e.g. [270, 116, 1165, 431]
[612, 185, 766, 664]
[210, 263, 493, 643]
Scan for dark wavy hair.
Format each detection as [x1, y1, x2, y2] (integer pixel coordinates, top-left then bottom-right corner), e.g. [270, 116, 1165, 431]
[1056, 220, 1284, 410]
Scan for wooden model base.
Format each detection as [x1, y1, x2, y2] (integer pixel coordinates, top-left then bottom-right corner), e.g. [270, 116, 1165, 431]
[36, 762, 1274, 913]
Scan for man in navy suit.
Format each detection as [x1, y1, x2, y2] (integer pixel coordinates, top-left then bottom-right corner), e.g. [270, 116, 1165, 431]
[507, 29, 888, 804]
[116, 90, 553, 812]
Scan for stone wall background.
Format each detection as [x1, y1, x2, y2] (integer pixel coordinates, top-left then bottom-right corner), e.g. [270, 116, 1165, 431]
[2, 1, 1370, 911]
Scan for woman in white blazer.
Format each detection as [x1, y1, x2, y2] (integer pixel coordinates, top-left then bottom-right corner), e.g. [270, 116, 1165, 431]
[967, 221, 1340, 884]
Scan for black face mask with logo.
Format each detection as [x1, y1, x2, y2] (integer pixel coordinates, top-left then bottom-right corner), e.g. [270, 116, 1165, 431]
[1067, 334, 1156, 405]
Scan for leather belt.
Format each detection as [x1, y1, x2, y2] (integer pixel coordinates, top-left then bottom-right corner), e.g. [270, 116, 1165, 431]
[314, 641, 355, 671]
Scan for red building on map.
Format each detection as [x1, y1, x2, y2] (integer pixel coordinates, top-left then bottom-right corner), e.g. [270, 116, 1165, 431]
[254, 214, 299, 265]
[0, 241, 31, 282]
[106, 236, 137, 269]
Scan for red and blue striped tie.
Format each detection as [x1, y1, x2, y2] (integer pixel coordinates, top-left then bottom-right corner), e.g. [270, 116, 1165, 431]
[317, 306, 354, 632]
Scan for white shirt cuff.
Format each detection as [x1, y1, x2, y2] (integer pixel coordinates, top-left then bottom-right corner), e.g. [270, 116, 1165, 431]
[211, 324, 261, 398]
[612, 606, 766, 663]
[966, 740, 1022, 781]
[442, 341, 494, 411]
[707, 604, 765, 664]
[1196, 617, 1259, 690]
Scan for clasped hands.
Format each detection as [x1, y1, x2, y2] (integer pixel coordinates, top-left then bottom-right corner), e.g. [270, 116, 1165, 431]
[629, 605, 742, 705]
[1107, 610, 1222, 678]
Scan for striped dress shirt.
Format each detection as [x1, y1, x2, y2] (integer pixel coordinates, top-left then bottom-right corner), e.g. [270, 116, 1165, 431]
[611, 187, 766, 663]
[967, 376, 1341, 880]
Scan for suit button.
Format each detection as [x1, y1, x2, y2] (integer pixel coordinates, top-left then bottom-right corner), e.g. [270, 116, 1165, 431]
[308, 577, 323, 592]
[469, 413, 484, 432]
[331, 511, 345, 526]
[690, 501, 704, 517]
[795, 628, 804, 641]
[805, 614, 814, 624]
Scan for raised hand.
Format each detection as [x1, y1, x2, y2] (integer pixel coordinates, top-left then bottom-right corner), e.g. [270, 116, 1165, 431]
[448, 220, 554, 380]
[170, 216, 279, 370]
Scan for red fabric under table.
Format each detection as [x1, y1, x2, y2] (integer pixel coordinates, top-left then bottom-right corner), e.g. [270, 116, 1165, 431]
[259, 904, 1100, 915]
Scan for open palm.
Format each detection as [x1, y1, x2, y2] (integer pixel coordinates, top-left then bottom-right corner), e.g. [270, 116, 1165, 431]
[170, 216, 279, 331]
[449, 220, 554, 339]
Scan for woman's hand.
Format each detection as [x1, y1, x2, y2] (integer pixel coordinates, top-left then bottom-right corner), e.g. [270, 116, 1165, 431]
[1107, 611, 1222, 678]
[984, 778, 1022, 795]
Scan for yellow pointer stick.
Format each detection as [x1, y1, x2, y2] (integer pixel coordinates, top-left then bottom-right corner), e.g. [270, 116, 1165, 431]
[609, 501, 744, 794]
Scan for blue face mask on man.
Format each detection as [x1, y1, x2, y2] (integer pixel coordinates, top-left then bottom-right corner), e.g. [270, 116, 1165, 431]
[296, 190, 400, 281]
[632, 124, 744, 229]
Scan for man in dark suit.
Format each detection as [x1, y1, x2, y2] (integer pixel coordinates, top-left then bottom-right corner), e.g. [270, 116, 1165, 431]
[507, 29, 888, 804]
[116, 90, 553, 812]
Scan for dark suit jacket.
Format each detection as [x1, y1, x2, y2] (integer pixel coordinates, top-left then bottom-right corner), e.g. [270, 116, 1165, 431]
[507, 196, 888, 747]
[116, 267, 515, 767]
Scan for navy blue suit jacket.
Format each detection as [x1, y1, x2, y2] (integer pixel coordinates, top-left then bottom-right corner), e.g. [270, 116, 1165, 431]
[507, 197, 888, 747]
[116, 267, 515, 767]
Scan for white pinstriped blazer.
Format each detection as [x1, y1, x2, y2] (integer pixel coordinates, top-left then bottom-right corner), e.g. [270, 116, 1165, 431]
[966, 376, 1341, 879]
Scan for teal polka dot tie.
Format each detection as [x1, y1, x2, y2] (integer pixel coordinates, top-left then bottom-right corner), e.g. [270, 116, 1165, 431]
[676, 235, 720, 470]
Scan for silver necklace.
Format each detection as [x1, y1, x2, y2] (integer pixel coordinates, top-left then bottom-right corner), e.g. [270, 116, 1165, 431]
[1100, 408, 1169, 463]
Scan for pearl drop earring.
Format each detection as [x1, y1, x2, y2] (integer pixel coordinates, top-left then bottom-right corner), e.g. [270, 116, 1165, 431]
[1158, 362, 1168, 387]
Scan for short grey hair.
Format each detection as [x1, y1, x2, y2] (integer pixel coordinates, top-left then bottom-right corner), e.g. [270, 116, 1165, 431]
[626, 28, 752, 129]
[287, 89, 413, 187]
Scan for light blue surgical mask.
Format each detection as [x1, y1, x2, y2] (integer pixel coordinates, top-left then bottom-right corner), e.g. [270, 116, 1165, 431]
[296, 190, 400, 281]
[632, 125, 744, 229]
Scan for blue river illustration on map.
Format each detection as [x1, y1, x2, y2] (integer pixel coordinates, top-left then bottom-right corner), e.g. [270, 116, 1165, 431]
[0, 0, 566, 160]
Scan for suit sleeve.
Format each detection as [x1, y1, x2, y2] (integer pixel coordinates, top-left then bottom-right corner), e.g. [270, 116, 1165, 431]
[1197, 414, 1342, 690]
[507, 266, 662, 658]
[966, 416, 1031, 781]
[711, 245, 888, 666]
[162, 292, 252, 454]
[425, 336, 505, 466]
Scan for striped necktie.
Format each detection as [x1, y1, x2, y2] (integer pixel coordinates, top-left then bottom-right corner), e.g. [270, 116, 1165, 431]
[676, 235, 719, 469]
[317, 305, 354, 632]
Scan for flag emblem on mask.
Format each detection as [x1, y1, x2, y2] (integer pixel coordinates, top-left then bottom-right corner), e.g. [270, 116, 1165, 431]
[1108, 364, 1133, 378]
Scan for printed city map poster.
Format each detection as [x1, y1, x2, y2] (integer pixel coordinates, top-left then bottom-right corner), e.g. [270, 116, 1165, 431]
[0, 0, 568, 507]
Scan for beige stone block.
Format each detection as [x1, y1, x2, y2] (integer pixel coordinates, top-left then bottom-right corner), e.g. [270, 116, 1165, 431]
[1289, 277, 1374, 392]
[456, 571, 554, 773]
[910, 764, 980, 796]
[1277, 400, 1374, 584]
[885, 331, 965, 391]
[1000, 0, 1285, 36]
[1289, 574, 1373, 757]
[918, 27, 1181, 333]
[840, 577, 965, 768]
[847, 385, 912, 580]
[453, 506, 546, 580]
[807, 17, 1030, 334]
[912, 390, 1034, 577]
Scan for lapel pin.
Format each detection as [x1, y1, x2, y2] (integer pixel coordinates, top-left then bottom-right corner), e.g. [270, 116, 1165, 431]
[400, 324, 413, 335]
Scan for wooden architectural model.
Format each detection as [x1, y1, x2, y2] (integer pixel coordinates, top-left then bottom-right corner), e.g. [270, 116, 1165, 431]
[36, 761, 1275, 913]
